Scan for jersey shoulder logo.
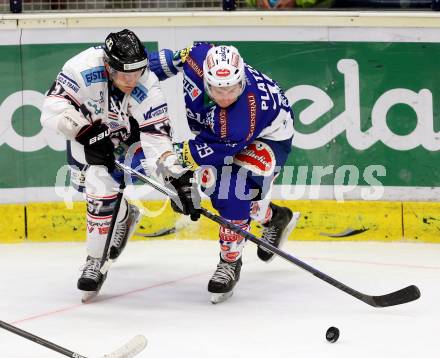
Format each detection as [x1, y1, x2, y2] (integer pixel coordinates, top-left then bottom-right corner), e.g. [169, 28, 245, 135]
[183, 76, 202, 101]
[143, 103, 167, 121]
[130, 84, 148, 104]
[57, 73, 80, 93]
[81, 66, 107, 87]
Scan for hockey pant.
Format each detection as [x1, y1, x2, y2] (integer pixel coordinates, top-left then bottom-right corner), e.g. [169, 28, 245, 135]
[67, 142, 142, 259]
[201, 137, 293, 261]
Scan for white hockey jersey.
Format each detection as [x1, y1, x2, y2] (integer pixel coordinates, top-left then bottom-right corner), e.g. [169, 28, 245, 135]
[41, 46, 173, 175]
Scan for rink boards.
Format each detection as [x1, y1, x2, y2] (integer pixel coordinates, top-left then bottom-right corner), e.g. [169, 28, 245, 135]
[1, 200, 439, 244]
[1, 13, 440, 245]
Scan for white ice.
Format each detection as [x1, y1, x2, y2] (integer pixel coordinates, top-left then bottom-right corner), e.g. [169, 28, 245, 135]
[0, 239, 438, 358]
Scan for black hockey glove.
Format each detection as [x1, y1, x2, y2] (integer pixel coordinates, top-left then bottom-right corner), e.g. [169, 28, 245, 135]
[76, 123, 115, 172]
[123, 116, 141, 147]
[168, 171, 201, 221]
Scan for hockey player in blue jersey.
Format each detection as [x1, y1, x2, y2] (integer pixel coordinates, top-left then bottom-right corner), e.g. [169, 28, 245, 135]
[41, 30, 199, 302]
[149, 43, 300, 303]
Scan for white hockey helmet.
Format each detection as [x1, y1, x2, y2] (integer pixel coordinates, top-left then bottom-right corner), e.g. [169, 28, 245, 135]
[203, 45, 246, 98]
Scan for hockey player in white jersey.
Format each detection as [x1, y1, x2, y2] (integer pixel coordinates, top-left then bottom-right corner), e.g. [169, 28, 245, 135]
[40, 29, 199, 301]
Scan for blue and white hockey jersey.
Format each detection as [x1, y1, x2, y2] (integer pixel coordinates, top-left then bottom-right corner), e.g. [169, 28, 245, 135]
[149, 43, 294, 169]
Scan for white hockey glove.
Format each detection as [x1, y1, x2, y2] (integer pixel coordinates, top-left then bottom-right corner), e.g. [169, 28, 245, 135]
[156, 151, 188, 179]
[157, 151, 201, 221]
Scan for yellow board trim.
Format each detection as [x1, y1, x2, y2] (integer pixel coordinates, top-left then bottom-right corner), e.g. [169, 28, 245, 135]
[0, 204, 25, 243]
[279, 200, 402, 242]
[403, 202, 440, 243]
[1, 200, 440, 243]
[26, 202, 86, 242]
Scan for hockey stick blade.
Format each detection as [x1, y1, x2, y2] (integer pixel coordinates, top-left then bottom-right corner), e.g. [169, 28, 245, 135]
[201, 207, 421, 307]
[368, 285, 421, 308]
[99, 335, 147, 358]
[0, 319, 146, 358]
[135, 227, 176, 237]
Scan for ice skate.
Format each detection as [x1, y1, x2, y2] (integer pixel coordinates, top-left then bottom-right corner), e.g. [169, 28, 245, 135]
[257, 203, 300, 263]
[208, 257, 242, 304]
[77, 256, 107, 303]
[109, 203, 141, 260]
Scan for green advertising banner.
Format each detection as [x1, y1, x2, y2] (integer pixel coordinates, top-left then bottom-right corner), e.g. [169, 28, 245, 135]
[232, 41, 440, 188]
[0, 42, 158, 190]
[0, 41, 439, 192]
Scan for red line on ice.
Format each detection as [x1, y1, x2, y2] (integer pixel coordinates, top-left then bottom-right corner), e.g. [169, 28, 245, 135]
[11, 271, 208, 325]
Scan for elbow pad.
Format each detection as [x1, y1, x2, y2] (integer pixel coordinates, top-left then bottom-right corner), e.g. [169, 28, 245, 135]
[54, 108, 91, 140]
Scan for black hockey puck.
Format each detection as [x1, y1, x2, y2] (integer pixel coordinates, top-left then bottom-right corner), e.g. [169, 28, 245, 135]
[326, 326, 339, 343]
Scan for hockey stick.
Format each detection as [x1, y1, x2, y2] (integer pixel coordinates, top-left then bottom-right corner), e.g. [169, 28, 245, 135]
[0, 319, 147, 358]
[115, 161, 421, 308]
[134, 215, 193, 238]
[82, 181, 126, 303]
[100, 180, 126, 274]
[135, 227, 176, 237]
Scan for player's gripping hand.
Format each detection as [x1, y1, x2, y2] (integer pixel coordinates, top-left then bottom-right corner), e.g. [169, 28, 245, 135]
[75, 123, 115, 172]
[167, 171, 201, 221]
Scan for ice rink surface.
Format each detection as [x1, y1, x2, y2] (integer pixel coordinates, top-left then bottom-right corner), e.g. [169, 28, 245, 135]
[0, 239, 438, 358]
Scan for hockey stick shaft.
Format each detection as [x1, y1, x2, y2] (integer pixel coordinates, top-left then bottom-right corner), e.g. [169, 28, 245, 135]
[0, 319, 85, 358]
[200, 209, 376, 299]
[115, 161, 420, 307]
[0, 319, 147, 358]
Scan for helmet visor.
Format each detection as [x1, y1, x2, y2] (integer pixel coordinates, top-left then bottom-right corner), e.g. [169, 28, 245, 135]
[108, 67, 145, 93]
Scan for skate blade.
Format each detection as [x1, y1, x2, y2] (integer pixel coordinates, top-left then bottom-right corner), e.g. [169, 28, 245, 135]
[210, 291, 233, 304]
[264, 211, 301, 264]
[81, 290, 99, 303]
